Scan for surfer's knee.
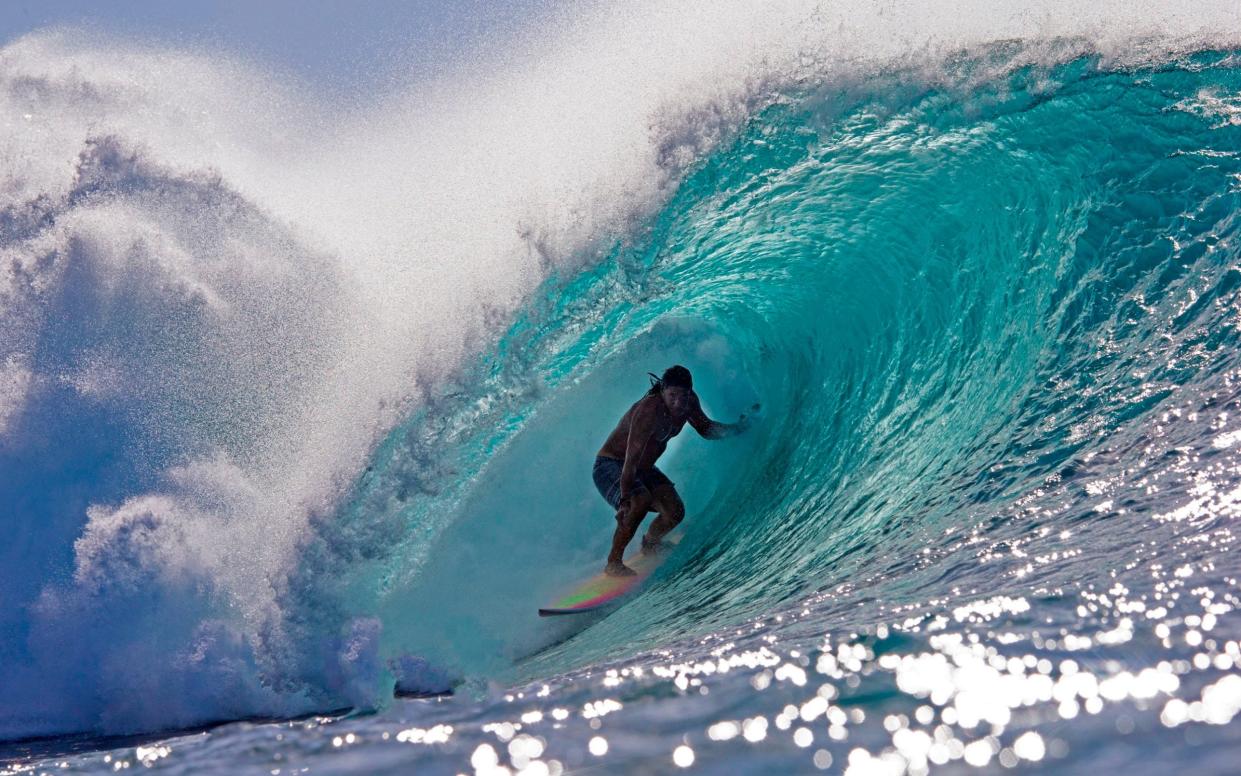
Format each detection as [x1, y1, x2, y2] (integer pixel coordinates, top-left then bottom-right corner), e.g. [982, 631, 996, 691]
[654, 489, 684, 526]
[665, 500, 684, 526]
[652, 502, 683, 530]
[617, 494, 650, 525]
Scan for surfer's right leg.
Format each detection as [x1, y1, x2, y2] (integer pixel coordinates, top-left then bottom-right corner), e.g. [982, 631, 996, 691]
[642, 482, 684, 553]
[607, 492, 650, 576]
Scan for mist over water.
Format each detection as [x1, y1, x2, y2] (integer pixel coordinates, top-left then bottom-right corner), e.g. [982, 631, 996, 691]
[3, 6, 1241, 774]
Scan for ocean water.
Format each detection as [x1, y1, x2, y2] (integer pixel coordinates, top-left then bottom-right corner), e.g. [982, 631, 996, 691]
[4, 2, 1241, 774]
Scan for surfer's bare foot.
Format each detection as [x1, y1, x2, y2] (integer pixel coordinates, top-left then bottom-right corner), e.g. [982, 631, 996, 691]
[640, 537, 669, 556]
[605, 561, 637, 577]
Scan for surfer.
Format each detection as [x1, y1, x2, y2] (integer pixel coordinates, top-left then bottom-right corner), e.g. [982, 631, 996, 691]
[594, 365, 754, 576]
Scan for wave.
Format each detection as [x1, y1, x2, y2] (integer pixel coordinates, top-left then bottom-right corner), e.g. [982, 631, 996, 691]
[3, 2, 1241, 741]
[378, 47, 1241, 687]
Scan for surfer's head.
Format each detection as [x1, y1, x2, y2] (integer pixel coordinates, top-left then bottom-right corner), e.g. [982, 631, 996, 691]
[649, 365, 693, 415]
[660, 365, 692, 390]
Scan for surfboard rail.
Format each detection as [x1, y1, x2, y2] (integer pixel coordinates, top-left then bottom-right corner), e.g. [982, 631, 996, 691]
[537, 535, 680, 617]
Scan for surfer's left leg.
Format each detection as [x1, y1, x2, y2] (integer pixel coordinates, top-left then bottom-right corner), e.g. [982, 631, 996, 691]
[607, 491, 651, 576]
[641, 481, 684, 554]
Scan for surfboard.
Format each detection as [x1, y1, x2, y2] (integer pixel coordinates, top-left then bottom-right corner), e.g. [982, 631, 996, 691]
[538, 536, 680, 616]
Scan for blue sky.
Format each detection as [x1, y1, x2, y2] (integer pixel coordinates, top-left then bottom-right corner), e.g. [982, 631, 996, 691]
[0, 0, 554, 85]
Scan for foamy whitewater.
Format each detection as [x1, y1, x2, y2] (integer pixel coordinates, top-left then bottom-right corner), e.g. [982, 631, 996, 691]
[4, 1, 1241, 773]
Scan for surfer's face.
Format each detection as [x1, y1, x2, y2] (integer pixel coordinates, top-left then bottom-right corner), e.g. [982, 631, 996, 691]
[661, 385, 690, 417]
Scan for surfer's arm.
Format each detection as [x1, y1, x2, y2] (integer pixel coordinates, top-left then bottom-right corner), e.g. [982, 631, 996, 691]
[689, 398, 758, 439]
[619, 401, 657, 500]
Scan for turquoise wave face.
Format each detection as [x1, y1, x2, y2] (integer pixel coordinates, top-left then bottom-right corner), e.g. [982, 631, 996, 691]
[336, 50, 1241, 687]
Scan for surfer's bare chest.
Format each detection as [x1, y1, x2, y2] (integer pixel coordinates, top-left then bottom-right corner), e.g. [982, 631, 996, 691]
[597, 396, 685, 462]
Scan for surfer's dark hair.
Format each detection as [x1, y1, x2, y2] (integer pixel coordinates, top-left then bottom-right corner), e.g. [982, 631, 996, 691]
[648, 364, 693, 395]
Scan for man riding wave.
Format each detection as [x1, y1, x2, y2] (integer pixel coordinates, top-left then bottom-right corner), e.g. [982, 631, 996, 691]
[593, 365, 754, 576]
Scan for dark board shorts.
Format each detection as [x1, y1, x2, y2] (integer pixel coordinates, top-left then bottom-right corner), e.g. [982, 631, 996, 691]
[593, 456, 675, 510]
